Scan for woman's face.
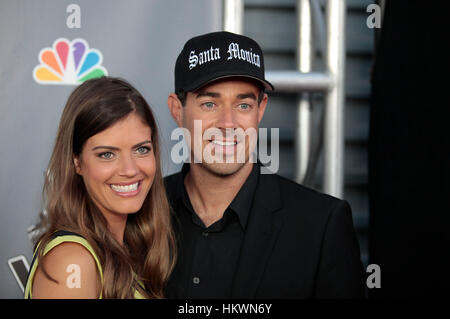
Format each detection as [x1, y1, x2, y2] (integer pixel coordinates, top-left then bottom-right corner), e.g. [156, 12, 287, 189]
[74, 112, 156, 221]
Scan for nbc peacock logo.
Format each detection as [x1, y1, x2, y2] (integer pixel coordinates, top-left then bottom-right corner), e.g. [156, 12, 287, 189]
[33, 38, 108, 85]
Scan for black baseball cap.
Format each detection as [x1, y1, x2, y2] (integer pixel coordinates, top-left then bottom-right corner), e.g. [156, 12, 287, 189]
[174, 31, 274, 93]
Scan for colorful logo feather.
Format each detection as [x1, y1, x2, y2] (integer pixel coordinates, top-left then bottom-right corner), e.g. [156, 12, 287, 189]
[33, 38, 108, 85]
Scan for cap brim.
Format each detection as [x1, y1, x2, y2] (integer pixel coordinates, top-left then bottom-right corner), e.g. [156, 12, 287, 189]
[184, 73, 274, 92]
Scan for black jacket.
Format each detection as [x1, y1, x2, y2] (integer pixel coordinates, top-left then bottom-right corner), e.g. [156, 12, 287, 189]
[164, 166, 365, 298]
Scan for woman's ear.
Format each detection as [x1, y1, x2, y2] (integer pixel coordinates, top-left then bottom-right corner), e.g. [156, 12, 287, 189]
[168, 93, 184, 127]
[73, 157, 82, 175]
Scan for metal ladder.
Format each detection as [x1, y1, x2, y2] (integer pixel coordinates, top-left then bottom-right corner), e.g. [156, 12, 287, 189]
[224, 0, 346, 198]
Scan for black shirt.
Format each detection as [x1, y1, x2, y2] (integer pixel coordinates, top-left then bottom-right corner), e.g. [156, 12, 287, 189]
[165, 163, 259, 298]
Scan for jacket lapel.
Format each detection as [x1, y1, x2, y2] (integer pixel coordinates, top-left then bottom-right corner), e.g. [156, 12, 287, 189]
[231, 172, 283, 298]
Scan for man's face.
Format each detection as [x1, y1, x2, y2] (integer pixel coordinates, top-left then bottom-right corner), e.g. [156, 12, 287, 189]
[170, 78, 267, 176]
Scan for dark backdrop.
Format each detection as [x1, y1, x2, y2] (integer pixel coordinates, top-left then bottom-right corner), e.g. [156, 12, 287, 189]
[369, 0, 449, 298]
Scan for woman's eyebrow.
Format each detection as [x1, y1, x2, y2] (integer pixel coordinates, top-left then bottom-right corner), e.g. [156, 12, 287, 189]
[91, 140, 152, 151]
[132, 140, 152, 148]
[91, 145, 119, 151]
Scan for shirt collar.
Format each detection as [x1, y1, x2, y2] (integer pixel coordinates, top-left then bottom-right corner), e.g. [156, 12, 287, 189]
[175, 163, 260, 229]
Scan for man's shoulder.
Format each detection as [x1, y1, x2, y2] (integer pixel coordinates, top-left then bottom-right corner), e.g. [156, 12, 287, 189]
[261, 172, 348, 222]
[264, 172, 340, 205]
[263, 173, 352, 234]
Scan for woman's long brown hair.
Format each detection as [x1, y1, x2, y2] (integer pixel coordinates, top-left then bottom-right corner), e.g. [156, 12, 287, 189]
[34, 76, 176, 298]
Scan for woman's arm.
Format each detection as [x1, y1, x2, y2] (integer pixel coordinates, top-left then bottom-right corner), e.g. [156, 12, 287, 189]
[32, 242, 101, 299]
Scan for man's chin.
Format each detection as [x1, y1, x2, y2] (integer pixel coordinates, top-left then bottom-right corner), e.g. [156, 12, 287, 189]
[200, 161, 247, 177]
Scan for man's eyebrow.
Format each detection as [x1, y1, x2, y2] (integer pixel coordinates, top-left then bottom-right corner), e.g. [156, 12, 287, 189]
[91, 140, 152, 151]
[195, 92, 257, 100]
[237, 92, 257, 100]
[195, 91, 221, 99]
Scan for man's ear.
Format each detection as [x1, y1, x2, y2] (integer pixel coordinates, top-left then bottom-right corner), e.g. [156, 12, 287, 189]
[257, 93, 268, 124]
[168, 93, 184, 127]
[73, 156, 82, 175]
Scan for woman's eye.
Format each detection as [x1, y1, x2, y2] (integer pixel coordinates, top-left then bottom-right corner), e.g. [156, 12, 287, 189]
[99, 152, 114, 159]
[136, 146, 151, 154]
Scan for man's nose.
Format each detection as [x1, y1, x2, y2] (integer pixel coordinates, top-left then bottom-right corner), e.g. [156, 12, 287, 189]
[216, 106, 237, 129]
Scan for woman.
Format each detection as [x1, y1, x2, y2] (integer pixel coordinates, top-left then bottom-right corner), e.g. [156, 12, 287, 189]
[24, 76, 176, 298]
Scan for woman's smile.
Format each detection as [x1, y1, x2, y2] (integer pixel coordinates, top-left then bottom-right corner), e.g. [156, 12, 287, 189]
[109, 180, 142, 196]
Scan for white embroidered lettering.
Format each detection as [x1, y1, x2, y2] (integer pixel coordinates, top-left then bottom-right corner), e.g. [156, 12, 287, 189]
[227, 42, 261, 68]
[188, 47, 222, 70]
[189, 51, 198, 70]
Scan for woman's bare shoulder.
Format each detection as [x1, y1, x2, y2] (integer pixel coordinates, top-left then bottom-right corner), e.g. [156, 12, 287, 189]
[32, 242, 101, 299]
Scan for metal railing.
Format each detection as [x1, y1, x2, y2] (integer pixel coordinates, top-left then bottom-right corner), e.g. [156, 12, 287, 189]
[223, 0, 346, 198]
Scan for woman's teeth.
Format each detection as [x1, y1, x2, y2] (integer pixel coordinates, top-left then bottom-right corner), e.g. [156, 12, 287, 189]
[110, 182, 139, 192]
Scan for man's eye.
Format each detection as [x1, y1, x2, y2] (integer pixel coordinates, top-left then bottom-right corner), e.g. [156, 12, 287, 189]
[238, 103, 251, 110]
[202, 102, 215, 109]
[136, 146, 151, 154]
[99, 152, 114, 159]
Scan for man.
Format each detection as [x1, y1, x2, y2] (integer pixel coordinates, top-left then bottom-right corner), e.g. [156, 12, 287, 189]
[165, 31, 364, 298]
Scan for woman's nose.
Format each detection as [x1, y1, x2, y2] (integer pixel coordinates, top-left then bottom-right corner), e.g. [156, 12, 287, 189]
[118, 154, 138, 177]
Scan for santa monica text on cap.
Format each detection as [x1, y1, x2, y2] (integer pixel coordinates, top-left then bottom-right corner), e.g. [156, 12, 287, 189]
[188, 42, 261, 70]
[174, 31, 274, 93]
